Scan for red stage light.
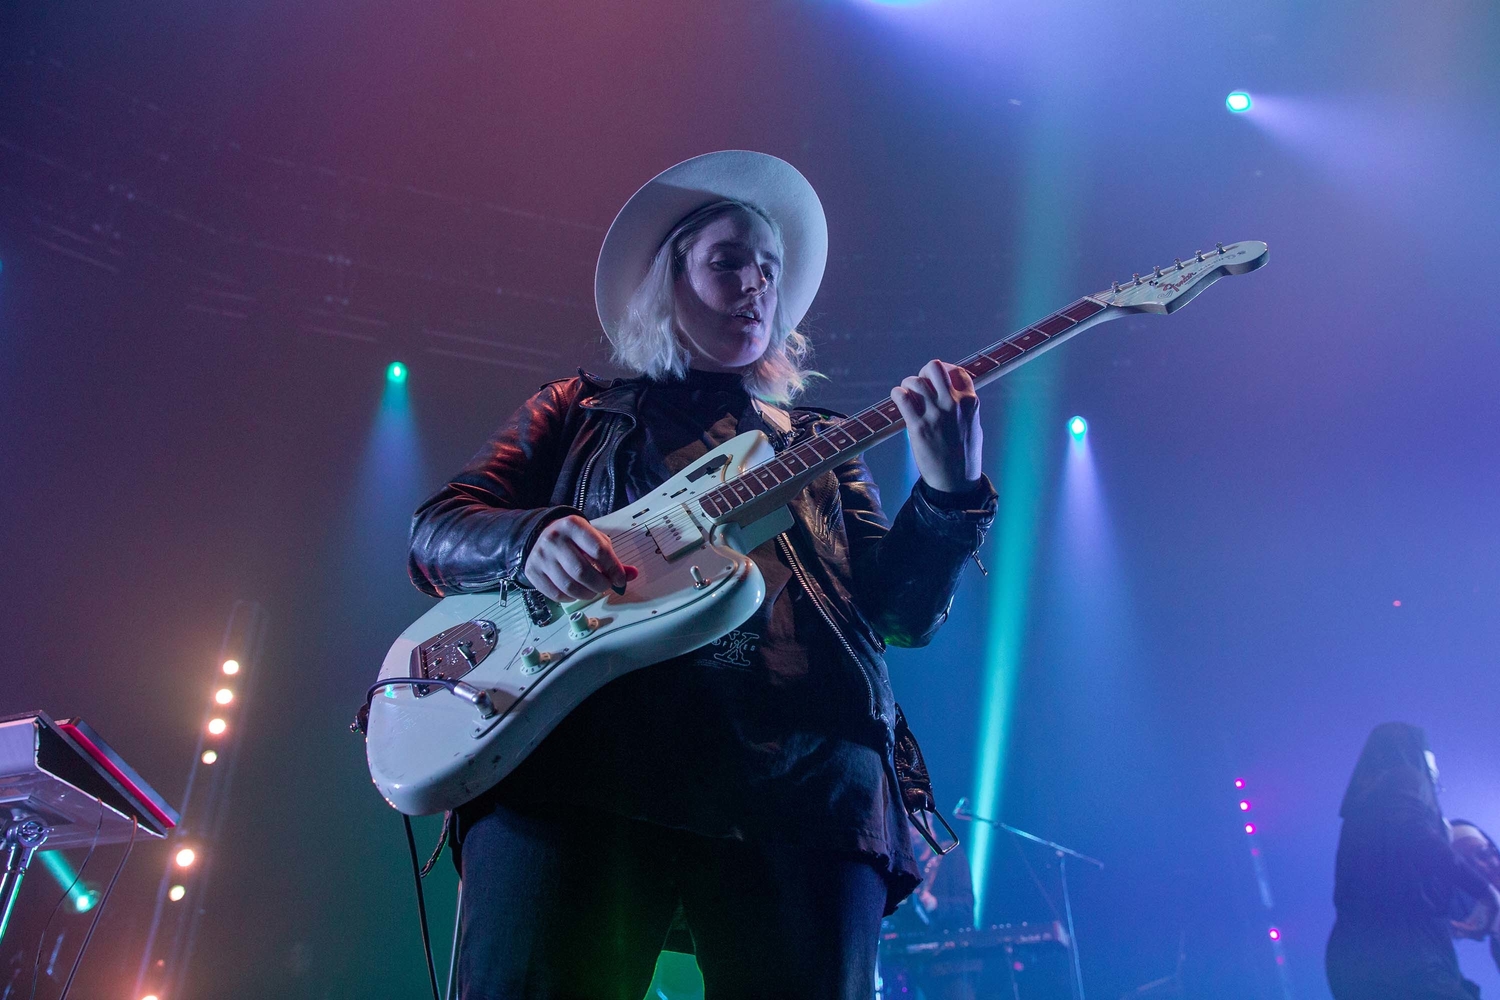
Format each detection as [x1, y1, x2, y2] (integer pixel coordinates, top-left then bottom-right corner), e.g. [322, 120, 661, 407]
[1234, 778, 1245, 789]
[1244, 823, 1256, 834]
[1239, 800, 1250, 811]
[1269, 927, 1281, 940]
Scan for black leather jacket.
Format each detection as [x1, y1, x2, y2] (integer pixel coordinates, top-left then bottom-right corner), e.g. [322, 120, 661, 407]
[408, 370, 997, 813]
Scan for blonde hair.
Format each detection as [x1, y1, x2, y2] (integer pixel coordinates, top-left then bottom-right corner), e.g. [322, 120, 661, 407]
[610, 200, 820, 405]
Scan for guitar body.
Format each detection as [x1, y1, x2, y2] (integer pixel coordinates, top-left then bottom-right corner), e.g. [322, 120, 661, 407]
[366, 429, 790, 815]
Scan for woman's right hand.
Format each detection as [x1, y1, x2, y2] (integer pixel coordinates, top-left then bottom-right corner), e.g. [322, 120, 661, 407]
[523, 515, 636, 603]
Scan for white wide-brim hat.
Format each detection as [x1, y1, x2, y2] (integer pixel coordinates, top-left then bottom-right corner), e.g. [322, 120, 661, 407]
[594, 150, 828, 343]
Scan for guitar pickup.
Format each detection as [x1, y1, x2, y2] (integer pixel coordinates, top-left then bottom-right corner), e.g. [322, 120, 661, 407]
[648, 506, 706, 560]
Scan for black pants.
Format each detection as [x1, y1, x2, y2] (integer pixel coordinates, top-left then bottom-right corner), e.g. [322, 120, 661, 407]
[455, 801, 887, 1000]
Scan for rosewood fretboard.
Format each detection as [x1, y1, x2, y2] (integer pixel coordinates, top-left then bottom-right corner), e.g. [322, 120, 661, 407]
[696, 296, 1112, 524]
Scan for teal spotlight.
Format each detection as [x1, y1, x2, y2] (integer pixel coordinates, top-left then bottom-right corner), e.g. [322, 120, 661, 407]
[74, 889, 99, 912]
[386, 361, 407, 383]
[1068, 416, 1088, 440]
[1226, 91, 1252, 113]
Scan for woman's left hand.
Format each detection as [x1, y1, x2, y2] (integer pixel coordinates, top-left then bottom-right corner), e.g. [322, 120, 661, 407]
[891, 359, 983, 494]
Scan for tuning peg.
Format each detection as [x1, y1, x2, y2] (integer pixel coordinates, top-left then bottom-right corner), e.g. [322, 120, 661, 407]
[1132, 273, 1142, 286]
[1174, 258, 1184, 270]
[1111, 280, 1121, 293]
[1215, 242, 1225, 254]
[1152, 265, 1163, 278]
[1195, 250, 1205, 262]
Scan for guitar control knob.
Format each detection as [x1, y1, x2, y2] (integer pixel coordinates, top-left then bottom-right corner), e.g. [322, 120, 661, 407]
[520, 646, 543, 669]
[568, 611, 600, 639]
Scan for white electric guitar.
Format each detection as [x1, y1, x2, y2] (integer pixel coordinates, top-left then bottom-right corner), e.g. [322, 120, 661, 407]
[362, 241, 1269, 815]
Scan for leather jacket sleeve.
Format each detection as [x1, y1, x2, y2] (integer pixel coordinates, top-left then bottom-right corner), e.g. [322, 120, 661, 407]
[408, 382, 582, 597]
[837, 456, 997, 648]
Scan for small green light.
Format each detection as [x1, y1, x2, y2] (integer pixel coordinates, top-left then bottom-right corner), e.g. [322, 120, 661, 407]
[387, 362, 407, 383]
[1226, 91, 1252, 113]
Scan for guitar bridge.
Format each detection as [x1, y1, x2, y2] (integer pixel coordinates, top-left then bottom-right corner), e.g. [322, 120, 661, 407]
[410, 620, 498, 696]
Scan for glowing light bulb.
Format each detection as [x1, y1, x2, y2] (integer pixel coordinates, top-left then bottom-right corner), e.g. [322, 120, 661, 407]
[222, 659, 240, 675]
[1226, 91, 1252, 113]
[169, 884, 186, 902]
[142, 995, 161, 1000]
[175, 848, 196, 868]
[1068, 416, 1088, 440]
[1244, 823, 1256, 835]
[387, 361, 408, 383]
[207, 718, 227, 736]
[201, 750, 218, 765]
[215, 688, 234, 705]
[1234, 778, 1245, 789]
[1239, 800, 1251, 811]
[1268, 927, 1281, 940]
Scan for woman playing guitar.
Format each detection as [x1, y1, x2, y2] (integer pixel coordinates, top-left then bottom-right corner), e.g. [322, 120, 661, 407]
[408, 151, 996, 1000]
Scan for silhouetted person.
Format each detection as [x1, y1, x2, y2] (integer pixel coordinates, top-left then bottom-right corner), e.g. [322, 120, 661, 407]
[1326, 723, 1499, 1000]
[1450, 821, 1500, 974]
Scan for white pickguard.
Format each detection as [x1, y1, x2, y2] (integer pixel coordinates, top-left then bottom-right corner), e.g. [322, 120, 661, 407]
[366, 430, 785, 815]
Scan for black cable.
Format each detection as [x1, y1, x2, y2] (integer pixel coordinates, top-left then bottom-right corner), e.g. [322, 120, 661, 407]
[58, 817, 136, 1000]
[27, 801, 104, 1000]
[403, 815, 441, 1000]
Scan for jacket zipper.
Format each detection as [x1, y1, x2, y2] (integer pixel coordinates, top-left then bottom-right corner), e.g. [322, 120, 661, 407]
[573, 447, 601, 513]
[776, 532, 883, 724]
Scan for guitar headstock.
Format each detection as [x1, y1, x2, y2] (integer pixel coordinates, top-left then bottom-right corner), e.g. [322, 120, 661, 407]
[1096, 241, 1269, 314]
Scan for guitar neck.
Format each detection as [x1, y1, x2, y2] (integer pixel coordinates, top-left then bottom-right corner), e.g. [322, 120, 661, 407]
[697, 294, 1120, 525]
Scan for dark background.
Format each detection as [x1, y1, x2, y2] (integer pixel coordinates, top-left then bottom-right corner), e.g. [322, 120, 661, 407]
[2, 1, 1498, 997]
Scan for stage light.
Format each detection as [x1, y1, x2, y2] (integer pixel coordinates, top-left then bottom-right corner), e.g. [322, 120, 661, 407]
[387, 361, 407, 383]
[1234, 778, 1245, 789]
[1268, 927, 1281, 940]
[74, 890, 98, 912]
[207, 718, 227, 736]
[1226, 91, 1253, 113]
[1067, 416, 1088, 440]
[201, 750, 218, 765]
[222, 659, 240, 675]
[1239, 800, 1251, 811]
[1392, 600, 1401, 607]
[169, 884, 186, 902]
[142, 995, 160, 1000]
[1244, 823, 1256, 835]
[175, 848, 196, 868]
[215, 688, 234, 705]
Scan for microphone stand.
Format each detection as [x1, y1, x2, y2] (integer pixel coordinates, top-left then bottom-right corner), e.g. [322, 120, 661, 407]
[953, 798, 1103, 1000]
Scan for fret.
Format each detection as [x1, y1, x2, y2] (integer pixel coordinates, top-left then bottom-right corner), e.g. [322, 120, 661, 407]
[781, 452, 808, 473]
[965, 354, 1001, 377]
[806, 437, 838, 459]
[1008, 328, 1048, 351]
[859, 408, 893, 431]
[788, 444, 819, 470]
[875, 399, 902, 420]
[700, 495, 725, 517]
[825, 427, 856, 450]
[987, 342, 1024, 365]
[730, 481, 755, 503]
[841, 417, 874, 441]
[1035, 313, 1074, 337]
[1063, 299, 1105, 322]
[752, 467, 778, 490]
